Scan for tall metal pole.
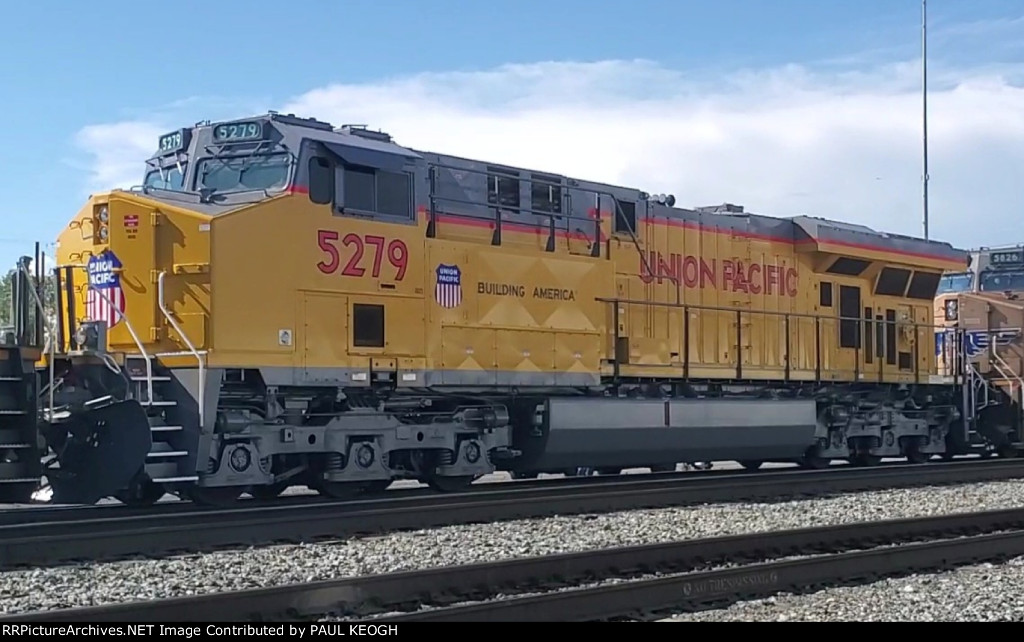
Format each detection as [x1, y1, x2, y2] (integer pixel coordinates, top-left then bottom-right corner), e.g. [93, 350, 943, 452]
[922, 0, 930, 239]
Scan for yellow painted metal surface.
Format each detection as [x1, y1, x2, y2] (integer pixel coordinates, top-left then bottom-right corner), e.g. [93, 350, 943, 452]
[51, 187, 964, 386]
[53, 192, 210, 365]
[935, 290, 1024, 384]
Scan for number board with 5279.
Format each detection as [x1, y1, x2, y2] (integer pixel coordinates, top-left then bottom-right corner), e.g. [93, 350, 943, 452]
[213, 121, 266, 143]
[157, 129, 191, 155]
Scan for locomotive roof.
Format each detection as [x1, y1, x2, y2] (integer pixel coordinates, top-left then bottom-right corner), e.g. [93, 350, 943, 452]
[143, 111, 969, 267]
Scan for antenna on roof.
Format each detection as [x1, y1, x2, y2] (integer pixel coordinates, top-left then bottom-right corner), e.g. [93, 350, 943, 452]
[922, 0, 930, 240]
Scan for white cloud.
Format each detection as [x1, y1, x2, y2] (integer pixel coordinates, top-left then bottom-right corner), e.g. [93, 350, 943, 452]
[74, 121, 165, 193]
[71, 95, 268, 195]
[75, 56, 1024, 248]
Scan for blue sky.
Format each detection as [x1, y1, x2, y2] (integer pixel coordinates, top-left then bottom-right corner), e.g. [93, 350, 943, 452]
[2, 0, 1024, 269]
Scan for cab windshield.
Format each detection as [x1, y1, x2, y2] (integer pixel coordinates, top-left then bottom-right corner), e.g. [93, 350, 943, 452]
[144, 164, 187, 191]
[194, 153, 291, 194]
[980, 270, 1024, 292]
[937, 272, 973, 294]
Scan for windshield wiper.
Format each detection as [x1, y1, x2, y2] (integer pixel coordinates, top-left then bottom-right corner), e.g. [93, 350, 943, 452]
[198, 187, 219, 204]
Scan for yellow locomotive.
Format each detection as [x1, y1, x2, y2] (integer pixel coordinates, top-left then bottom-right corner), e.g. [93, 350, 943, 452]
[934, 246, 1024, 456]
[22, 112, 974, 506]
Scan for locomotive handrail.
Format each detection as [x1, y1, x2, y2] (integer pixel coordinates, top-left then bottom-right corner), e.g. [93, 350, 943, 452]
[425, 162, 600, 256]
[598, 295, 964, 385]
[425, 190, 598, 225]
[42, 261, 154, 405]
[597, 295, 949, 327]
[991, 352, 1019, 382]
[17, 263, 56, 417]
[424, 161, 598, 225]
[989, 348, 1024, 391]
[157, 271, 205, 429]
[423, 161, 658, 277]
[88, 283, 153, 404]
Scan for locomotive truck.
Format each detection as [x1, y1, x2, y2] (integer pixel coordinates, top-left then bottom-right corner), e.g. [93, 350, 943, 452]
[0, 112, 992, 506]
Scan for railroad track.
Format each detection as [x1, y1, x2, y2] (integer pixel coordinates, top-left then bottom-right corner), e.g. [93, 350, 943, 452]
[0, 457, 995, 526]
[1, 458, 1022, 570]
[7, 506, 1024, 622]
[0, 461, 839, 526]
[0, 464, 753, 526]
[2, 459, 1021, 569]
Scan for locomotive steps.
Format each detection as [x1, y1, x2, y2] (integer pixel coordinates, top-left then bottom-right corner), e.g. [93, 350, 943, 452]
[1, 458, 1023, 569]
[7, 505, 1024, 622]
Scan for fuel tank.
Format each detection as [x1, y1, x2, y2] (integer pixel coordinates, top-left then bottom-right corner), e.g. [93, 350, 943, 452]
[517, 396, 818, 471]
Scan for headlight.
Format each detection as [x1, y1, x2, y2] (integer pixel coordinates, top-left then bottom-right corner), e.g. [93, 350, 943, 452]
[74, 325, 90, 349]
[97, 206, 109, 223]
[75, 322, 101, 351]
[98, 226, 109, 241]
[945, 299, 958, 321]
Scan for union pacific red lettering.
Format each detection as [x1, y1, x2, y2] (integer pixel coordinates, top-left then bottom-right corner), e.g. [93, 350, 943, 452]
[639, 251, 798, 297]
[749, 264, 762, 294]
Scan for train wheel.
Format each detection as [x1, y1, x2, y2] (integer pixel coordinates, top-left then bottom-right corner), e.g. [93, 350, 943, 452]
[426, 475, 475, 492]
[249, 482, 289, 500]
[903, 442, 931, 464]
[738, 460, 763, 471]
[905, 450, 930, 464]
[115, 478, 164, 507]
[314, 481, 365, 500]
[851, 454, 882, 467]
[0, 484, 36, 504]
[798, 447, 831, 469]
[361, 480, 392, 494]
[998, 444, 1019, 459]
[186, 486, 244, 507]
[565, 467, 597, 477]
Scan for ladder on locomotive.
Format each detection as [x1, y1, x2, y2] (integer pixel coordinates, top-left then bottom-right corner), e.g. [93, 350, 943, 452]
[115, 272, 206, 485]
[961, 346, 1024, 453]
[48, 263, 204, 486]
[0, 331, 43, 502]
[979, 347, 1024, 450]
[122, 353, 198, 485]
[0, 257, 49, 502]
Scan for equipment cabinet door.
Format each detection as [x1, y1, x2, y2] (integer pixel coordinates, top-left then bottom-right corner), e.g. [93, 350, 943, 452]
[301, 292, 351, 384]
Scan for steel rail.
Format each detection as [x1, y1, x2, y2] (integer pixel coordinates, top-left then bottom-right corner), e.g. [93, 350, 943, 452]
[7, 506, 1024, 622]
[0, 464, 835, 526]
[2, 458, 1023, 569]
[0, 457, 1010, 527]
[0, 464, 795, 526]
[383, 528, 1024, 622]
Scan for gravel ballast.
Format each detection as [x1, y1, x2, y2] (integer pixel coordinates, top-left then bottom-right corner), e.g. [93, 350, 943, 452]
[661, 556, 1024, 622]
[4, 480, 1024, 614]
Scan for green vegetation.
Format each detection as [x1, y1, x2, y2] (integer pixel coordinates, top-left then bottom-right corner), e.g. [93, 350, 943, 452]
[0, 268, 58, 330]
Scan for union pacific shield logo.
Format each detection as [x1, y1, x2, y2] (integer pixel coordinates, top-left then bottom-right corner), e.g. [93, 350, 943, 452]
[435, 264, 462, 309]
[86, 250, 126, 328]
